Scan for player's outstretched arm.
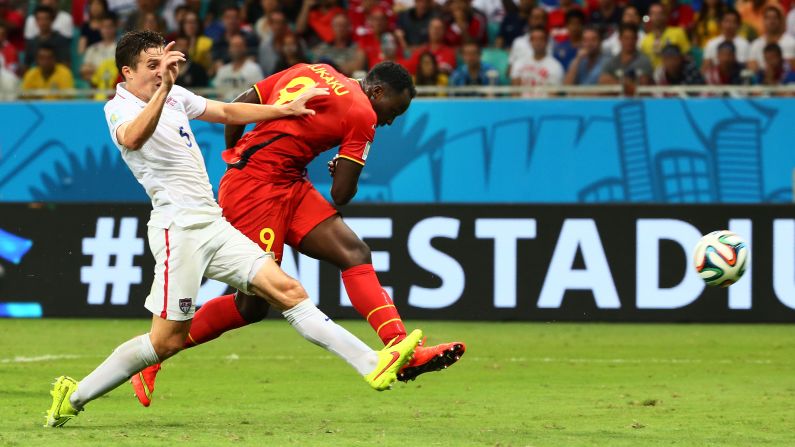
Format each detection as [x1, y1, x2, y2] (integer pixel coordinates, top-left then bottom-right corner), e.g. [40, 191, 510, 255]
[198, 88, 329, 125]
[224, 88, 259, 149]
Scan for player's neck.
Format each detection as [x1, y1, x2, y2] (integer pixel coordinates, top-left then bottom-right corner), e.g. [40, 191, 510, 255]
[122, 82, 154, 103]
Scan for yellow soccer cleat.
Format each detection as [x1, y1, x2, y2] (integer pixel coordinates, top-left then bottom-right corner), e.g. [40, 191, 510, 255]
[364, 329, 423, 391]
[45, 376, 81, 427]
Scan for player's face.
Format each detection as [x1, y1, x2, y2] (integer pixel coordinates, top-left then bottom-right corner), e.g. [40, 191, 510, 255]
[125, 46, 167, 101]
[370, 86, 411, 127]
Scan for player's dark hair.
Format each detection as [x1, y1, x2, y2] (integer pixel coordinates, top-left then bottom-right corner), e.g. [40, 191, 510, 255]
[115, 30, 165, 80]
[34, 5, 56, 20]
[366, 61, 416, 99]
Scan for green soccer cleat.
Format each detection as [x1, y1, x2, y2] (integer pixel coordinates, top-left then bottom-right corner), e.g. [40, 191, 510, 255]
[45, 376, 81, 427]
[364, 329, 423, 391]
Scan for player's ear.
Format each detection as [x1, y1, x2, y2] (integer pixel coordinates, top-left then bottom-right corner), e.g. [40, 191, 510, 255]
[370, 84, 384, 101]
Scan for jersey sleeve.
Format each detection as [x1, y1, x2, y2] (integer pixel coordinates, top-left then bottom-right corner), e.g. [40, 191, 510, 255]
[103, 98, 139, 148]
[252, 67, 291, 104]
[337, 105, 376, 166]
[172, 85, 208, 119]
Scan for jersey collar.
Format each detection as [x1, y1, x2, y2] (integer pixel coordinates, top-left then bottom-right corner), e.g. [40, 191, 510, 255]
[115, 82, 148, 108]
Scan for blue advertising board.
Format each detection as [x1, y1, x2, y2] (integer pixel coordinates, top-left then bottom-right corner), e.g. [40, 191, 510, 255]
[0, 98, 792, 203]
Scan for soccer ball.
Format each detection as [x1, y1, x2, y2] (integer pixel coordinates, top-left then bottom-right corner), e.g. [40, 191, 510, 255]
[693, 230, 748, 287]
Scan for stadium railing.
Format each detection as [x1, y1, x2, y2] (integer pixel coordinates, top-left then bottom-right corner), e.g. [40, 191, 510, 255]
[5, 84, 795, 100]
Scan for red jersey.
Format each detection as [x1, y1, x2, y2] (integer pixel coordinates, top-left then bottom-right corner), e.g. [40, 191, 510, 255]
[221, 63, 376, 182]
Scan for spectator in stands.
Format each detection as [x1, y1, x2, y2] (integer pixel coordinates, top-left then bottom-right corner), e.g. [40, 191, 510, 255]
[444, 0, 489, 47]
[692, 0, 725, 47]
[212, 6, 259, 71]
[140, 11, 166, 33]
[589, 0, 623, 38]
[553, 9, 585, 70]
[600, 24, 653, 85]
[736, 0, 782, 36]
[25, 0, 73, 42]
[414, 51, 449, 94]
[106, 0, 137, 24]
[748, 6, 795, 70]
[24, 6, 71, 68]
[408, 17, 456, 74]
[296, 0, 345, 45]
[349, 0, 396, 39]
[549, 0, 581, 44]
[497, 0, 532, 49]
[21, 44, 74, 98]
[356, 7, 407, 68]
[754, 42, 795, 84]
[397, 0, 439, 49]
[704, 40, 748, 85]
[663, 0, 695, 30]
[164, 3, 188, 35]
[123, 0, 164, 32]
[703, 9, 750, 74]
[639, 3, 690, 69]
[0, 53, 18, 100]
[0, 22, 18, 74]
[179, 10, 213, 73]
[312, 13, 366, 76]
[511, 26, 564, 91]
[564, 26, 610, 85]
[0, 0, 24, 52]
[78, 0, 108, 55]
[474, 0, 514, 24]
[654, 44, 704, 85]
[508, 7, 549, 73]
[602, 6, 644, 56]
[273, 32, 309, 72]
[214, 33, 264, 100]
[451, 41, 498, 87]
[80, 13, 117, 83]
[258, 10, 291, 75]
[253, 0, 282, 40]
[174, 34, 209, 87]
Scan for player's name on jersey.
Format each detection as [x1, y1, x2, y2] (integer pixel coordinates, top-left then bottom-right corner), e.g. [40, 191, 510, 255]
[307, 64, 350, 96]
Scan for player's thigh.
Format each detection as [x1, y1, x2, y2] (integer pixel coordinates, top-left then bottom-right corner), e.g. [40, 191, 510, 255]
[204, 218, 271, 297]
[247, 258, 308, 311]
[144, 225, 204, 322]
[218, 170, 291, 261]
[288, 184, 369, 268]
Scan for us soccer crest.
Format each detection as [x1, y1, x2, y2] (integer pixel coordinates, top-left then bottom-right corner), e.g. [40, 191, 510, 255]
[179, 298, 192, 314]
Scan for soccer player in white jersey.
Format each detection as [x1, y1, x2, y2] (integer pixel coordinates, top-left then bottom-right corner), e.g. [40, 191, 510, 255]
[44, 30, 422, 428]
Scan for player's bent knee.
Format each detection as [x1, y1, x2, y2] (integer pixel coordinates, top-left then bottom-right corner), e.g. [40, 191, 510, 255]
[150, 335, 184, 360]
[235, 292, 270, 323]
[279, 278, 308, 309]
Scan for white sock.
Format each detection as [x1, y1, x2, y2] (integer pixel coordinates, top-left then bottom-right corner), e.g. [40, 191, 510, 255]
[282, 299, 378, 375]
[70, 334, 160, 409]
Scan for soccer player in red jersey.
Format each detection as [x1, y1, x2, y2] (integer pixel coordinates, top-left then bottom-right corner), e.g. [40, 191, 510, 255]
[131, 61, 465, 406]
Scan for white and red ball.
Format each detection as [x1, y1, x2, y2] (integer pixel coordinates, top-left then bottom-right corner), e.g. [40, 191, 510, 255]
[693, 230, 748, 287]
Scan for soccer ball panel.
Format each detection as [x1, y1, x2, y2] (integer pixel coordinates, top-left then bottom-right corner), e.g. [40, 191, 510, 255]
[693, 230, 748, 287]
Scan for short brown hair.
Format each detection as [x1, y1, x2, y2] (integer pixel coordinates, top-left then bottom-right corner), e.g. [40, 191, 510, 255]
[115, 30, 165, 80]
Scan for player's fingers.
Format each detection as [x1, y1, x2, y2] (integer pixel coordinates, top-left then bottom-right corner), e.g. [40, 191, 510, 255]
[297, 87, 330, 102]
[163, 41, 176, 53]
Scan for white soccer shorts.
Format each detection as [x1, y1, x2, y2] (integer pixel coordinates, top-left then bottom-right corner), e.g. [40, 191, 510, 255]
[144, 217, 270, 321]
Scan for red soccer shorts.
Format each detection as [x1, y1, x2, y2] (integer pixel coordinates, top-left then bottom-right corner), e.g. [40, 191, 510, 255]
[218, 168, 338, 262]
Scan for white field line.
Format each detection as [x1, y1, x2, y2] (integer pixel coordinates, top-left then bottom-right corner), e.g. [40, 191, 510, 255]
[1, 354, 82, 363]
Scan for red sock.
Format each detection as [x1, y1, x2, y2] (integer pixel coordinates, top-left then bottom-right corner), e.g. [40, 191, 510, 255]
[183, 294, 248, 348]
[342, 264, 407, 346]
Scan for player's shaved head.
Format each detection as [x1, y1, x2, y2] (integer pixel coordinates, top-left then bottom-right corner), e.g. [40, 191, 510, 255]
[116, 30, 166, 80]
[363, 61, 416, 127]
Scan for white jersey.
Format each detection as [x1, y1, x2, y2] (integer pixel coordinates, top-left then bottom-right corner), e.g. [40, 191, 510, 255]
[104, 83, 222, 229]
[749, 34, 795, 68]
[704, 35, 750, 64]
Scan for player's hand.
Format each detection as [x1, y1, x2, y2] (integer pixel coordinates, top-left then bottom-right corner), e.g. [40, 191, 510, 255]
[327, 154, 339, 177]
[280, 87, 330, 116]
[159, 41, 185, 91]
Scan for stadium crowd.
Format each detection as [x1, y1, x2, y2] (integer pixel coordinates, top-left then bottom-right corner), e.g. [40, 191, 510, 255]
[2, 0, 795, 98]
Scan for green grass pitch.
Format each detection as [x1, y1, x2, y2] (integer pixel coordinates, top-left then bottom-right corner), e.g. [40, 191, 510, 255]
[1, 319, 794, 446]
